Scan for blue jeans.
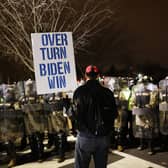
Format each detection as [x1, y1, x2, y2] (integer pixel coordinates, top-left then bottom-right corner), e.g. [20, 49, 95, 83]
[74, 133, 110, 168]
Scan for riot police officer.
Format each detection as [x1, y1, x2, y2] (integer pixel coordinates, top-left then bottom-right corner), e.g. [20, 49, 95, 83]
[159, 77, 168, 150]
[0, 84, 24, 167]
[117, 78, 135, 151]
[21, 79, 45, 162]
[130, 74, 159, 155]
[47, 92, 68, 163]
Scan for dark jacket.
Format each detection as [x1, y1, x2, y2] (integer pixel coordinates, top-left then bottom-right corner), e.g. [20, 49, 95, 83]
[73, 79, 118, 136]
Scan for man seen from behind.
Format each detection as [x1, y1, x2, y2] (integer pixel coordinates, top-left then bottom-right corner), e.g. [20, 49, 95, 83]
[72, 65, 118, 168]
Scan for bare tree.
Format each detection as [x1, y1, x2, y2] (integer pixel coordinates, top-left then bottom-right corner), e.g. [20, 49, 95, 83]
[0, 0, 117, 73]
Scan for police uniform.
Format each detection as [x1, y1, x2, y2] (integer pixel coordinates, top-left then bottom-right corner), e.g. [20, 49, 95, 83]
[21, 79, 46, 161]
[130, 76, 159, 155]
[0, 84, 24, 167]
[46, 92, 68, 163]
[117, 79, 134, 151]
[159, 77, 168, 149]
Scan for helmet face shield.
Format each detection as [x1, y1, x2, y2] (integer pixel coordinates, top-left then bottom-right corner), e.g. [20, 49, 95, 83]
[136, 73, 153, 83]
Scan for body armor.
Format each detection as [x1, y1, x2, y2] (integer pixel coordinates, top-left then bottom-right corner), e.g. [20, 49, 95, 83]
[131, 81, 159, 139]
[19, 80, 46, 161]
[0, 84, 24, 143]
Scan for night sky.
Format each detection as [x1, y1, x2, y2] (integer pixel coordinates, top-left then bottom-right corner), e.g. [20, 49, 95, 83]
[1, 0, 168, 82]
[77, 0, 168, 78]
[120, 0, 168, 67]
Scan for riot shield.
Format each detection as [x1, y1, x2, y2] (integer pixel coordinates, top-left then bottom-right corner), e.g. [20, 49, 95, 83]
[159, 78, 168, 135]
[132, 82, 159, 139]
[0, 84, 24, 143]
[21, 80, 47, 135]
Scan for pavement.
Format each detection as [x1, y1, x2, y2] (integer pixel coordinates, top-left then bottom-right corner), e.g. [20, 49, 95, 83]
[12, 150, 167, 168]
[1, 136, 168, 168]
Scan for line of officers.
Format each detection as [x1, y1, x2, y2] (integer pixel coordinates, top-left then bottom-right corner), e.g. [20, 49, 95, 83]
[0, 79, 74, 167]
[0, 74, 168, 167]
[103, 74, 168, 155]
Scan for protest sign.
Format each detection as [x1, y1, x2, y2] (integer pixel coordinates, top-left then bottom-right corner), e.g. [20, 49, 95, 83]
[31, 32, 77, 94]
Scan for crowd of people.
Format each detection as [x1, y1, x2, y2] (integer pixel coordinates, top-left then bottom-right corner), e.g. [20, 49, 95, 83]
[0, 65, 168, 168]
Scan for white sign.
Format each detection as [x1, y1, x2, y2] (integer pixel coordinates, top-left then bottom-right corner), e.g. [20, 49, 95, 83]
[31, 32, 77, 95]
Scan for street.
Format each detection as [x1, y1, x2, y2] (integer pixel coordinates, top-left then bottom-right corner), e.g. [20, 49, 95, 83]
[1, 136, 168, 168]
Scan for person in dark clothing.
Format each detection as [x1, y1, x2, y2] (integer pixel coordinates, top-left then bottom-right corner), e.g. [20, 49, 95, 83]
[72, 65, 118, 168]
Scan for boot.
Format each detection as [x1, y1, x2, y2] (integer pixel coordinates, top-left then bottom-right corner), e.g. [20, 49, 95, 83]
[54, 133, 59, 154]
[36, 133, 44, 162]
[148, 139, 154, 155]
[137, 138, 145, 150]
[47, 133, 54, 148]
[5, 141, 16, 167]
[117, 128, 125, 152]
[8, 159, 16, 168]
[57, 132, 66, 162]
[29, 134, 38, 160]
[57, 156, 65, 163]
[20, 135, 27, 150]
[117, 145, 124, 152]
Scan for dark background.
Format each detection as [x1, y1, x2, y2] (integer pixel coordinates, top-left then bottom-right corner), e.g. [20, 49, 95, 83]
[1, 0, 168, 82]
[74, 0, 168, 81]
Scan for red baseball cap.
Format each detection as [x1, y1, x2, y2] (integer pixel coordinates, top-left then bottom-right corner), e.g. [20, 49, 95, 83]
[85, 65, 99, 75]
